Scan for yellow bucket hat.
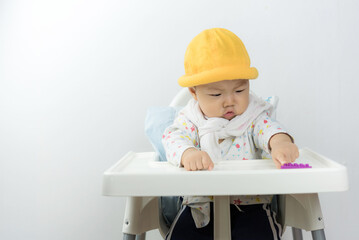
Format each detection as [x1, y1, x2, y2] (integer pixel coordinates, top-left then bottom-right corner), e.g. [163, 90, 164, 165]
[178, 28, 258, 87]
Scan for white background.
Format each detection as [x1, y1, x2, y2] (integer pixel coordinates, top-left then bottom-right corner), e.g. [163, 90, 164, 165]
[1, 0, 358, 239]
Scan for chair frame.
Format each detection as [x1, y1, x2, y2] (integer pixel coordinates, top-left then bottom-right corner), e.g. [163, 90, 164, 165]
[120, 88, 326, 240]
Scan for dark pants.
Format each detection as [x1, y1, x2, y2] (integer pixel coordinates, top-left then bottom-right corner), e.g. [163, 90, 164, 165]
[166, 203, 282, 240]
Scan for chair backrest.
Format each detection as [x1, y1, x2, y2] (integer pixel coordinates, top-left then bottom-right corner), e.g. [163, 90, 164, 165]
[169, 88, 192, 107]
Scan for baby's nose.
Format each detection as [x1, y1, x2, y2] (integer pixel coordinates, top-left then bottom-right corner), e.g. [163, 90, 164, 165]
[224, 94, 235, 107]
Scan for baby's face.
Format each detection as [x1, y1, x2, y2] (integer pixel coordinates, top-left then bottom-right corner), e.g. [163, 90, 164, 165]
[189, 79, 249, 120]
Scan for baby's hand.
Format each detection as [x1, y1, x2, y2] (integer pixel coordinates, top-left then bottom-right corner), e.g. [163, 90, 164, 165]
[181, 148, 214, 171]
[269, 134, 299, 169]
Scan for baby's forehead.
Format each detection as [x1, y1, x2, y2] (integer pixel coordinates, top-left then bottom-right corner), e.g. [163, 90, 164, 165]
[200, 79, 248, 90]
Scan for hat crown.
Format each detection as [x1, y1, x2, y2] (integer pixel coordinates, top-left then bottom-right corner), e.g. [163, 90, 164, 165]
[178, 28, 258, 87]
[184, 28, 251, 75]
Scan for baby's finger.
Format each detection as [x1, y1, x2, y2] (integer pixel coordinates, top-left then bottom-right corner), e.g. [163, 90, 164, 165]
[286, 152, 294, 163]
[273, 158, 282, 169]
[190, 161, 197, 171]
[208, 161, 214, 171]
[201, 152, 214, 171]
[289, 150, 299, 162]
[201, 158, 209, 170]
[295, 150, 300, 159]
[275, 152, 287, 165]
[202, 158, 214, 171]
[195, 159, 204, 170]
[184, 162, 191, 171]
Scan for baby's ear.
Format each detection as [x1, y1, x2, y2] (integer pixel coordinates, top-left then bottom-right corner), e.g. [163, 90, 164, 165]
[188, 87, 198, 101]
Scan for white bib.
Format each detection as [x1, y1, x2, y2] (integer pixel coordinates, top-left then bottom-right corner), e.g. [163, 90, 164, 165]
[181, 93, 273, 162]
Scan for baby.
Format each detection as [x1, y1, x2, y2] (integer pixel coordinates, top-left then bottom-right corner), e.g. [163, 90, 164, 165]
[162, 28, 299, 240]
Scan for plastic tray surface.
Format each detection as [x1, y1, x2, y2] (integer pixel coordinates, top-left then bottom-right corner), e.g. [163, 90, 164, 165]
[102, 148, 348, 197]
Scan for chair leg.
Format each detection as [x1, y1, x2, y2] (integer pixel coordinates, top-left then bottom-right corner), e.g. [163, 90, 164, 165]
[213, 196, 231, 240]
[311, 229, 326, 240]
[136, 233, 146, 240]
[123, 233, 146, 240]
[123, 233, 136, 240]
[292, 227, 303, 240]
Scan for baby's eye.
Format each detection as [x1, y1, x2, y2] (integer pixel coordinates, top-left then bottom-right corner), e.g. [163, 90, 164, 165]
[209, 93, 221, 97]
[236, 89, 245, 93]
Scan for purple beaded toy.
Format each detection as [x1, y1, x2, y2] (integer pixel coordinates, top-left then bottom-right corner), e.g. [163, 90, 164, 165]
[281, 163, 312, 169]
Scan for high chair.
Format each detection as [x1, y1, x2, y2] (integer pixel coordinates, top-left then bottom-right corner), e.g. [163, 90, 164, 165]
[102, 88, 349, 240]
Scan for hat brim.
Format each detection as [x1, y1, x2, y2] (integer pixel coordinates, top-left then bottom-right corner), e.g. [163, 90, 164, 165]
[178, 65, 258, 87]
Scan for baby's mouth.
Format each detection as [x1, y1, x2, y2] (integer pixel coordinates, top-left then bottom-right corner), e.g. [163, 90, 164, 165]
[223, 111, 235, 119]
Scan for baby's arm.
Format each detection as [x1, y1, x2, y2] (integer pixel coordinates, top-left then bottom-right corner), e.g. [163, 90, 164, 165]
[269, 133, 299, 169]
[163, 113, 213, 170]
[253, 112, 299, 168]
